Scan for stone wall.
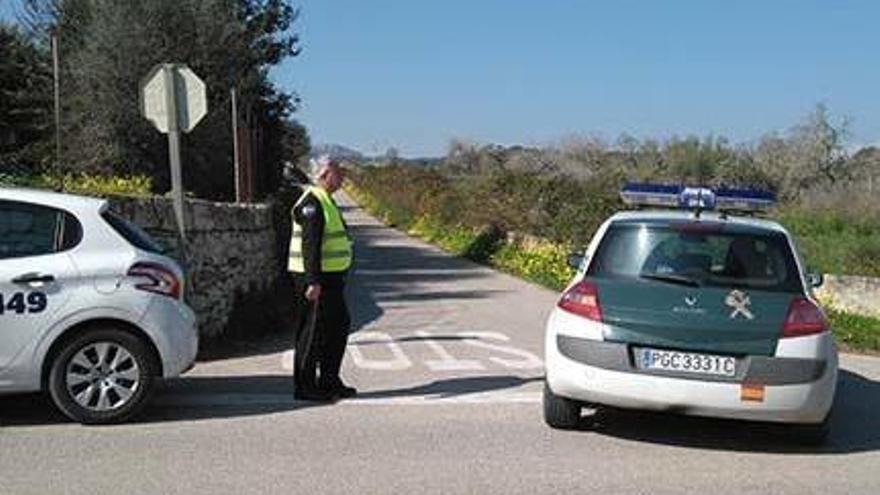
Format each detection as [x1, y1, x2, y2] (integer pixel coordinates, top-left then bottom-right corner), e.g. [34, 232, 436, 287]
[816, 275, 880, 318]
[109, 196, 289, 340]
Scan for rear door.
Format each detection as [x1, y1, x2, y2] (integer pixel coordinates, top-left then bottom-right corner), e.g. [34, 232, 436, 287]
[0, 200, 81, 370]
[587, 221, 804, 356]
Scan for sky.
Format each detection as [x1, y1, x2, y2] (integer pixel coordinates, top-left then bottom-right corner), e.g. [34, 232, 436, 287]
[4, 1, 880, 157]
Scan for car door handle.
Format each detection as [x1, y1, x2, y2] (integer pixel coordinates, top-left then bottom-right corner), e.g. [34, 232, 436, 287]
[12, 273, 56, 285]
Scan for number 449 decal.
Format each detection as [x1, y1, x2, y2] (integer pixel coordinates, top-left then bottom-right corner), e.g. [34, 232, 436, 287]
[0, 292, 48, 315]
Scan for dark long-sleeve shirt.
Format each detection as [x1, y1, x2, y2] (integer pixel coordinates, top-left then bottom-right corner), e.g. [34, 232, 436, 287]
[291, 186, 348, 286]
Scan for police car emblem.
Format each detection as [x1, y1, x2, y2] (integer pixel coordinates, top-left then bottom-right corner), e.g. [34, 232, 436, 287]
[725, 290, 754, 320]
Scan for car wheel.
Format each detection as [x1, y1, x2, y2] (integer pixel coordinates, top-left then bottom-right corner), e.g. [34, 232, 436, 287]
[543, 382, 582, 429]
[48, 328, 157, 424]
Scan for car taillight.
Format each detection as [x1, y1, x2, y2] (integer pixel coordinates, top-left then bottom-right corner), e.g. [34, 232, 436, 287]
[558, 281, 602, 321]
[128, 262, 181, 299]
[781, 297, 827, 338]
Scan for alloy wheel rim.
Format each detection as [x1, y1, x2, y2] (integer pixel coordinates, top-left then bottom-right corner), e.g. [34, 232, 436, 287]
[65, 341, 141, 412]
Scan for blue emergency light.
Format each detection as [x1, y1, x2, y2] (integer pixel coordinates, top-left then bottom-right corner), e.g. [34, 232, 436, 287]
[620, 183, 776, 213]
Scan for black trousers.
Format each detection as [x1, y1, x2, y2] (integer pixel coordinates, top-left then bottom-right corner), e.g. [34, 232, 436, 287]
[291, 273, 351, 390]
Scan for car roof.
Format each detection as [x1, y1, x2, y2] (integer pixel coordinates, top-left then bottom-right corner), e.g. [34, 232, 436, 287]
[0, 187, 107, 214]
[608, 209, 789, 235]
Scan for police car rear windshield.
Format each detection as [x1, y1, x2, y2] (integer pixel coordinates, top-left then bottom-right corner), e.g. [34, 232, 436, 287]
[587, 224, 802, 293]
[102, 211, 165, 255]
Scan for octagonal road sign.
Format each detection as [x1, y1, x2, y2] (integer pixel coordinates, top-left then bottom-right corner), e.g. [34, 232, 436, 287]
[140, 64, 207, 134]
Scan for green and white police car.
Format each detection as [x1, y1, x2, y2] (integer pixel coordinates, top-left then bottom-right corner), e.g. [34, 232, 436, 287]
[544, 184, 837, 442]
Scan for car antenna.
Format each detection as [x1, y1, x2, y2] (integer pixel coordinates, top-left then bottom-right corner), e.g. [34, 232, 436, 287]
[694, 188, 703, 219]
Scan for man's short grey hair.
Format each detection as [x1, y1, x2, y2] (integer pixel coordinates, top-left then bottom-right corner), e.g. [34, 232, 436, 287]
[313, 154, 340, 180]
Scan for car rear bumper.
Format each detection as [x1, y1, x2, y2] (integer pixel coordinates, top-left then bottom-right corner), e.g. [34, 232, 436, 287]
[140, 297, 199, 378]
[546, 332, 837, 425]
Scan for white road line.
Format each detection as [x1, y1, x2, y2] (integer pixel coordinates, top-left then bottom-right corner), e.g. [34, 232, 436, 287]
[416, 330, 486, 371]
[279, 333, 544, 371]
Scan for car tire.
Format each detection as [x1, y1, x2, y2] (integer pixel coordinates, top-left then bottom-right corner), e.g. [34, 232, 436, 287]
[48, 327, 157, 424]
[543, 382, 582, 429]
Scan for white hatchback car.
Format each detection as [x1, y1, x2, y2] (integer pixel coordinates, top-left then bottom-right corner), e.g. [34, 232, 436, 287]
[544, 185, 837, 443]
[0, 188, 198, 424]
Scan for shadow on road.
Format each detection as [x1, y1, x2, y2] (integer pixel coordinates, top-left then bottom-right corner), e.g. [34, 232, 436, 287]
[139, 376, 331, 423]
[347, 215, 497, 327]
[0, 374, 540, 426]
[358, 375, 543, 400]
[569, 370, 880, 455]
[0, 376, 327, 426]
[4, 370, 879, 446]
[351, 334, 479, 346]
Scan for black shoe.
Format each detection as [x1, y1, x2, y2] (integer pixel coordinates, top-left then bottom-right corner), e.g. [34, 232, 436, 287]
[333, 384, 357, 399]
[321, 380, 358, 399]
[294, 387, 336, 402]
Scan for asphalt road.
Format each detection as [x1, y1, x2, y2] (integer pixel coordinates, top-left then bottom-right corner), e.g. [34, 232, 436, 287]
[2, 194, 880, 495]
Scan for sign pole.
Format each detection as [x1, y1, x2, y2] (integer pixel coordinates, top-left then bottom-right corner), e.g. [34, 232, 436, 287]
[51, 32, 61, 175]
[141, 62, 206, 259]
[162, 64, 187, 245]
[231, 86, 241, 203]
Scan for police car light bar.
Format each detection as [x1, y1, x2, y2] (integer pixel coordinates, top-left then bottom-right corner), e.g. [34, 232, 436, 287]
[714, 186, 776, 212]
[620, 183, 776, 213]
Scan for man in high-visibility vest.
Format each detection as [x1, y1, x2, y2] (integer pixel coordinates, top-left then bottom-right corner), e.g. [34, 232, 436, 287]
[288, 156, 355, 401]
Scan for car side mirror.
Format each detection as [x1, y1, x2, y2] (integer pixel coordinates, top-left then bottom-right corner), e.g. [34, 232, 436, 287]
[567, 253, 585, 270]
[807, 272, 824, 288]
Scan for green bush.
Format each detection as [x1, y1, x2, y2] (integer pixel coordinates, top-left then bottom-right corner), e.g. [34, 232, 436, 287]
[348, 165, 620, 248]
[8, 172, 153, 197]
[491, 242, 572, 290]
[348, 172, 577, 290]
[350, 164, 880, 278]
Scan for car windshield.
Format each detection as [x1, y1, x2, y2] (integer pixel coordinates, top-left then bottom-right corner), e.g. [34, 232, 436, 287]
[588, 223, 803, 293]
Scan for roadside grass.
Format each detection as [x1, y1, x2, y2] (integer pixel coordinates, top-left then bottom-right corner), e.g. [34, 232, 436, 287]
[347, 181, 880, 355]
[827, 309, 880, 355]
[778, 209, 880, 278]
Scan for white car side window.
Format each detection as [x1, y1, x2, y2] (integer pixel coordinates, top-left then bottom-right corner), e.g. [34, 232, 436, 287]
[0, 201, 60, 259]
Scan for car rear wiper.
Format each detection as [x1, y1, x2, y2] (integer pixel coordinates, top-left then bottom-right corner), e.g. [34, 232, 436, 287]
[639, 273, 701, 287]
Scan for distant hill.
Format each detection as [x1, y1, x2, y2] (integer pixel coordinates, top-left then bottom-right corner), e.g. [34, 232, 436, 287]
[311, 144, 444, 167]
[311, 144, 365, 161]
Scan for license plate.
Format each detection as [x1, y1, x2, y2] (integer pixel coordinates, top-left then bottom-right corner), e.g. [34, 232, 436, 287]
[635, 348, 736, 377]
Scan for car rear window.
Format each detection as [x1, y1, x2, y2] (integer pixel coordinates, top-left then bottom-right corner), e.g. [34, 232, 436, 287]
[102, 211, 164, 254]
[588, 223, 803, 293]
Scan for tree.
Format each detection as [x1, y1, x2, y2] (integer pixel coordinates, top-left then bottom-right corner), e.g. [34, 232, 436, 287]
[791, 103, 851, 184]
[20, 0, 305, 199]
[663, 135, 736, 184]
[0, 22, 52, 171]
[446, 138, 480, 173]
[753, 104, 852, 200]
[384, 146, 400, 166]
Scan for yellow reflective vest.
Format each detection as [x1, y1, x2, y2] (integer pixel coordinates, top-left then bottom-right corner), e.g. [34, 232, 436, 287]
[288, 186, 353, 273]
